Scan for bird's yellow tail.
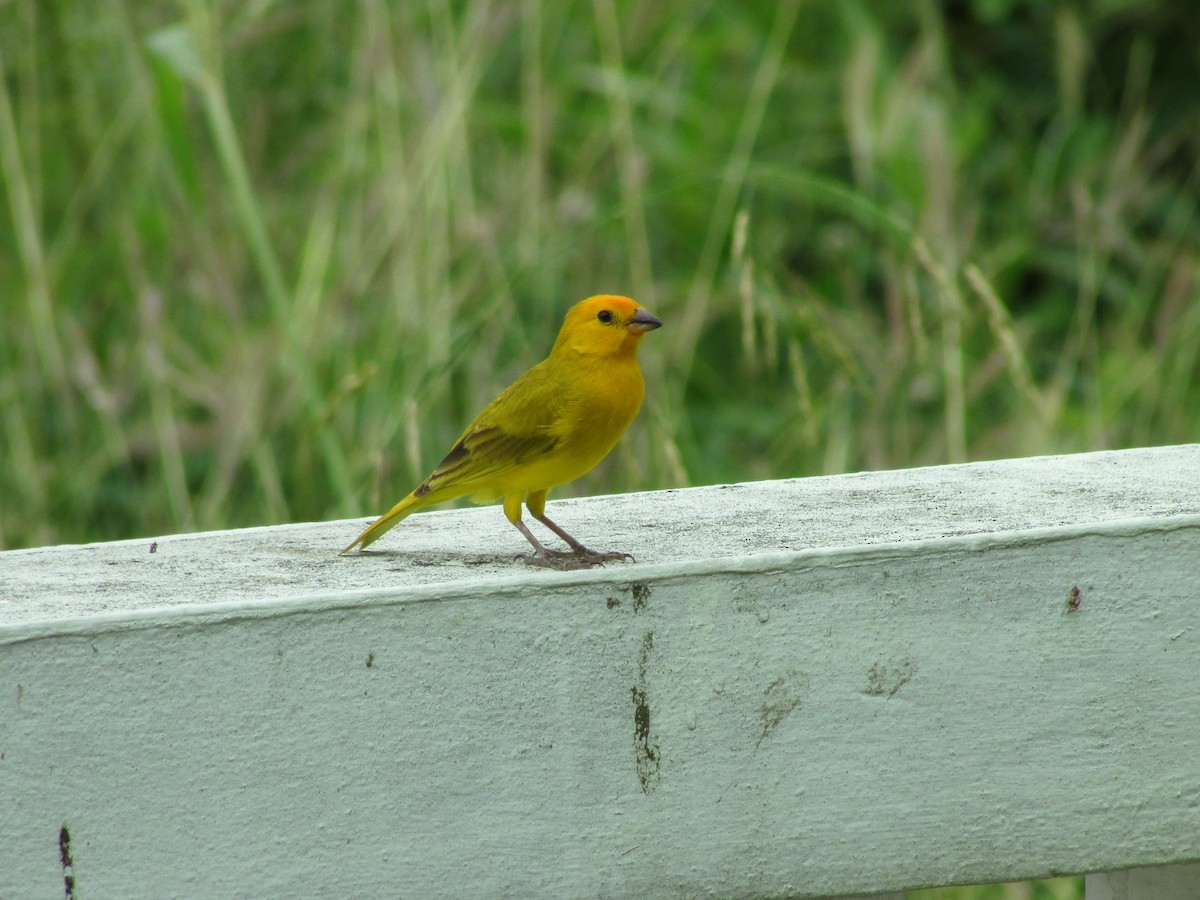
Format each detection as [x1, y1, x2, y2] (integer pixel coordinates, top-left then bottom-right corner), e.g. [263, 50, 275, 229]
[341, 492, 423, 554]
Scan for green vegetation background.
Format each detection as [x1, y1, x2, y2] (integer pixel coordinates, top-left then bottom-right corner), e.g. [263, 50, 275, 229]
[4, 0, 1200, 553]
[5, 1, 1197, 895]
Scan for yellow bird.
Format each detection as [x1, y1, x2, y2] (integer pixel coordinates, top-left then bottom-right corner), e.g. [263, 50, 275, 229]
[342, 295, 661, 567]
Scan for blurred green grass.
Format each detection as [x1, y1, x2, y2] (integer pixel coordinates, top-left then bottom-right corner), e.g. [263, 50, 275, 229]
[5, 1, 1197, 894]
[3, 1, 1198, 555]
[908, 880, 1081, 900]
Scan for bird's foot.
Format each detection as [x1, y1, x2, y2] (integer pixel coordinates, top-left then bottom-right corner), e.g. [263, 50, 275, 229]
[574, 548, 635, 564]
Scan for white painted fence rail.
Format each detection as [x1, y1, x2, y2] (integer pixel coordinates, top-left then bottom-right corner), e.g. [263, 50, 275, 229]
[2, 445, 1199, 899]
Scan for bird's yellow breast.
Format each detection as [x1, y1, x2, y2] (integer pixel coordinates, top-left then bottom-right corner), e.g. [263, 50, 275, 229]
[499, 355, 644, 496]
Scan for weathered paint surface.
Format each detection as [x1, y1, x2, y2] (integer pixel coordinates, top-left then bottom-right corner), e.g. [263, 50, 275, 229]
[1, 446, 1198, 898]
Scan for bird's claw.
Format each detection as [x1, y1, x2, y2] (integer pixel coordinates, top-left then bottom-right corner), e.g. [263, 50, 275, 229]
[583, 549, 636, 564]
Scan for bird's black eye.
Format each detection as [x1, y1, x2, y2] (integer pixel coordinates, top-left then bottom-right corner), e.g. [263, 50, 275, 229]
[597, 309, 614, 324]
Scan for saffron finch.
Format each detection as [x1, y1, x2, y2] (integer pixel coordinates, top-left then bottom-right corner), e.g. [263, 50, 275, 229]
[342, 295, 661, 568]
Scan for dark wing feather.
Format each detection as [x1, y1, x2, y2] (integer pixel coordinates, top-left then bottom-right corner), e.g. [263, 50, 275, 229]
[413, 360, 568, 496]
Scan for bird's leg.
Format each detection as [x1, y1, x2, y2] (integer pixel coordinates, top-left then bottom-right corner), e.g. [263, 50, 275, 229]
[505, 493, 595, 570]
[511, 518, 597, 570]
[510, 492, 632, 568]
[532, 512, 635, 565]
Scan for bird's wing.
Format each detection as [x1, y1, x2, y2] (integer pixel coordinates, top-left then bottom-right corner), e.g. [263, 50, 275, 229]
[413, 362, 569, 498]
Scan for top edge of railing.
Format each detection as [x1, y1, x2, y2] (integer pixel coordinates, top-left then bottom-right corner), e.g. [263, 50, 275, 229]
[1, 445, 1198, 637]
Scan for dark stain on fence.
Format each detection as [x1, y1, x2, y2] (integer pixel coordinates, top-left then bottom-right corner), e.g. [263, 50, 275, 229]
[632, 629, 660, 793]
[59, 825, 76, 899]
[864, 657, 917, 698]
[758, 669, 810, 748]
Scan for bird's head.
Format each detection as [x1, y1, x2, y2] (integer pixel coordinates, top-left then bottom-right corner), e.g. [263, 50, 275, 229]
[551, 295, 662, 359]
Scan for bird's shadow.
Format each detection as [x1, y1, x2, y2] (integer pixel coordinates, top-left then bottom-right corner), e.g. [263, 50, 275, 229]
[342, 548, 519, 568]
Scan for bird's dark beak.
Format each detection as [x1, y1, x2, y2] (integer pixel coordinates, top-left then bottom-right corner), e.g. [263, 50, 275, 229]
[628, 308, 662, 334]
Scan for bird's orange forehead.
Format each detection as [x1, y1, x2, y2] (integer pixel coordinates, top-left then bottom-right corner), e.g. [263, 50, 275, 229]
[574, 294, 640, 317]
